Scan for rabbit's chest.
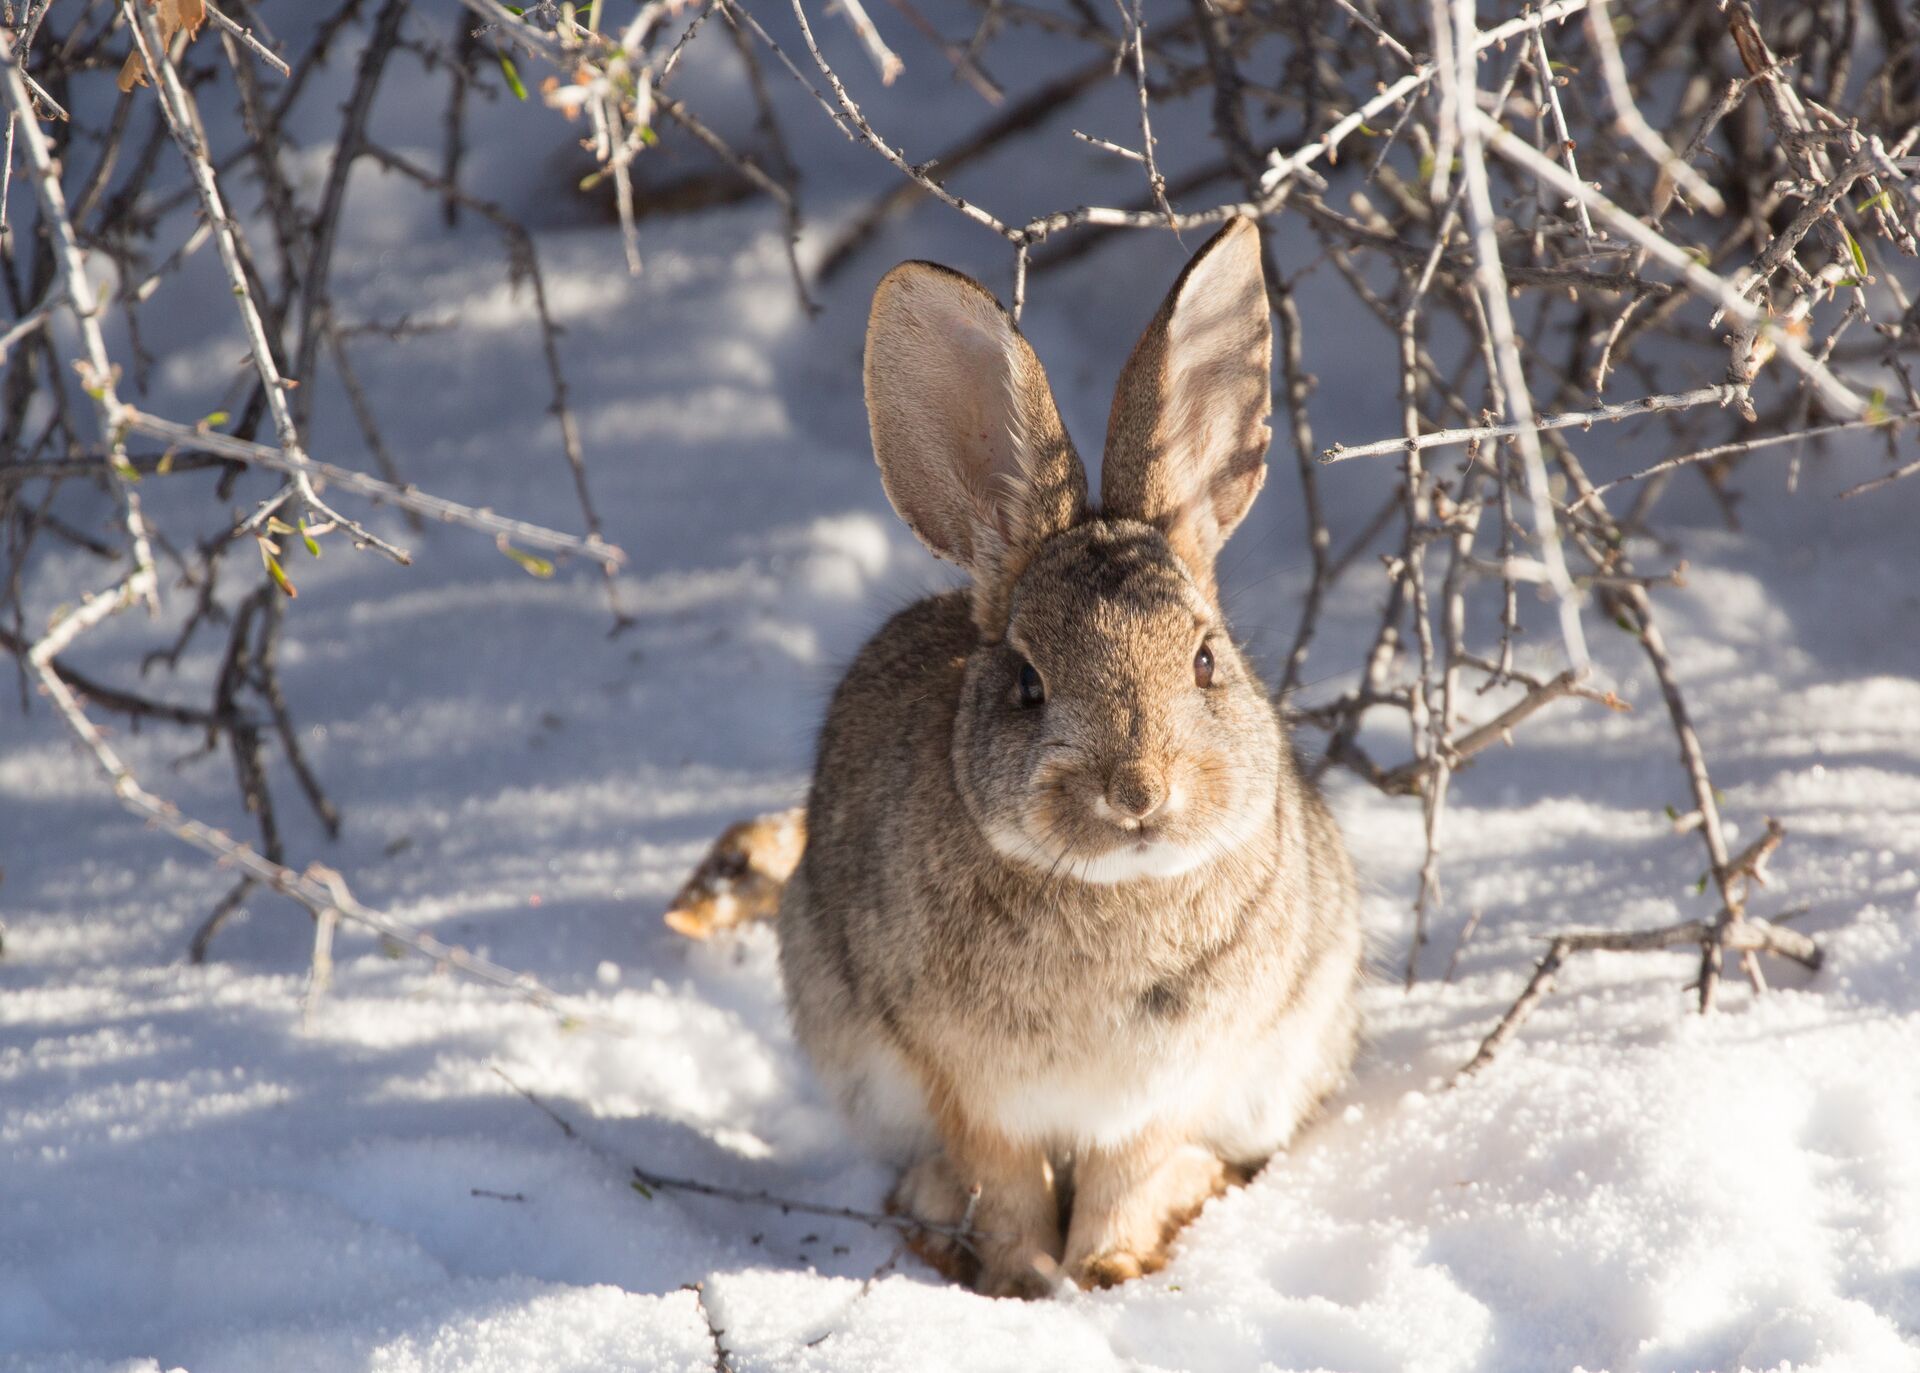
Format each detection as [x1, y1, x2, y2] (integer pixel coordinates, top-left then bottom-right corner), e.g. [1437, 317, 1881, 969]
[982, 1030, 1219, 1147]
[907, 872, 1271, 1146]
[951, 944, 1242, 1147]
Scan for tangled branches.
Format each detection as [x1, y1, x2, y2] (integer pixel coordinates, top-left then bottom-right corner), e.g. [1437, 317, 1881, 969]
[6, 0, 1919, 1068]
[1, 1, 620, 1013]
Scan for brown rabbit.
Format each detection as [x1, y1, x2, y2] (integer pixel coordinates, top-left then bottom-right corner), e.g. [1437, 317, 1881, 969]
[776, 218, 1363, 1297]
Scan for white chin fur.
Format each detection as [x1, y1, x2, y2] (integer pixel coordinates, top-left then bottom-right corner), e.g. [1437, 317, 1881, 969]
[983, 804, 1262, 886]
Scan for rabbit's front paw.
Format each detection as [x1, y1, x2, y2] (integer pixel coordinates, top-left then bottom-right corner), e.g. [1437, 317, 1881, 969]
[889, 1153, 1062, 1298]
[1063, 1140, 1228, 1288]
[977, 1247, 1063, 1300]
[1069, 1247, 1150, 1289]
[888, 1152, 977, 1285]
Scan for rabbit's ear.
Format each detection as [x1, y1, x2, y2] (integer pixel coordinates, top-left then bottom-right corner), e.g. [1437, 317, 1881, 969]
[1100, 218, 1272, 597]
[865, 261, 1087, 634]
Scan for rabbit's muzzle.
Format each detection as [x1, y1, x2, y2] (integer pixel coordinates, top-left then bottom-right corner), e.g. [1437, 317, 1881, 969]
[991, 746, 1262, 886]
[1101, 763, 1168, 824]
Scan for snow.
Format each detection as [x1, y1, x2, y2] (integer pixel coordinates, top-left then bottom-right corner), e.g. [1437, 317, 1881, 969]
[5, 7, 1920, 1372]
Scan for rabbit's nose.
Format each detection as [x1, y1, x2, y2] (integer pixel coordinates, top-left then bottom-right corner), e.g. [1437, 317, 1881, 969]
[1105, 767, 1168, 823]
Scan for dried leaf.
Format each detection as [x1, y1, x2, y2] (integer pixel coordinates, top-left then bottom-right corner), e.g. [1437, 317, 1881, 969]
[164, 0, 207, 41]
[118, 0, 210, 93]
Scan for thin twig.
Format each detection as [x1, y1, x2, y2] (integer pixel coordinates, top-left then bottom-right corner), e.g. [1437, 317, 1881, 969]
[1323, 384, 1747, 463]
[0, 25, 158, 614]
[1584, 0, 1726, 217]
[121, 412, 625, 567]
[1455, 912, 1820, 1079]
[25, 606, 605, 1025]
[1454, 0, 1588, 670]
[492, 1066, 984, 1242]
[833, 0, 904, 85]
[125, 0, 409, 567]
[1472, 108, 1867, 418]
[203, 1, 291, 78]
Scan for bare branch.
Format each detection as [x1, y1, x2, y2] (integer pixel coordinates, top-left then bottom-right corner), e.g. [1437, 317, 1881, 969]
[202, 1, 291, 78]
[1471, 109, 1868, 418]
[1453, 0, 1588, 671]
[1323, 384, 1747, 463]
[120, 412, 626, 568]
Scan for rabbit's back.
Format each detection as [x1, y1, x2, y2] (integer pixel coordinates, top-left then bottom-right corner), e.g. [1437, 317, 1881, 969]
[776, 589, 976, 1158]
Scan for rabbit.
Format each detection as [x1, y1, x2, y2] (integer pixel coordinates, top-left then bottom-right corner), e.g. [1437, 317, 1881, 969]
[776, 217, 1364, 1298]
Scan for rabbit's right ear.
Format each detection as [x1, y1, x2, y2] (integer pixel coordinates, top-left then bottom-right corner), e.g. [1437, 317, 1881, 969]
[1100, 218, 1271, 601]
[865, 262, 1087, 636]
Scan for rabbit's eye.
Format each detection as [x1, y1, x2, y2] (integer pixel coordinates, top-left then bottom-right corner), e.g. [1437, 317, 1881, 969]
[1016, 660, 1046, 708]
[1194, 644, 1215, 688]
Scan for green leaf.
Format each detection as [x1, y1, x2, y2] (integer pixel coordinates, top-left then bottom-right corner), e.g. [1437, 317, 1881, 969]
[111, 457, 140, 483]
[1693, 872, 1710, 895]
[299, 519, 322, 558]
[261, 545, 297, 599]
[499, 52, 528, 101]
[501, 544, 555, 578]
[638, 125, 658, 147]
[1843, 224, 1868, 279]
[1856, 189, 1893, 215]
[630, 1177, 654, 1200]
[157, 449, 175, 475]
[1663, 804, 1679, 821]
[200, 409, 230, 428]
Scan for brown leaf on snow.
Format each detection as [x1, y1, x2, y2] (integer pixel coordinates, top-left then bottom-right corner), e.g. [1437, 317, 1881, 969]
[661, 807, 806, 939]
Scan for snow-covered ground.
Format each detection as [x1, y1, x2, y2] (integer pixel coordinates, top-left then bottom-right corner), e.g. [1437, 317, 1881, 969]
[5, 8, 1920, 1372]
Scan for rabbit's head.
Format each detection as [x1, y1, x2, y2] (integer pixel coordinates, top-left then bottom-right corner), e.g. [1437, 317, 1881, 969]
[864, 219, 1283, 884]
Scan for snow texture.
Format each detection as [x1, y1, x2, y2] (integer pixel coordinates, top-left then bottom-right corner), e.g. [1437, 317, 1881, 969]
[4, 8, 1919, 1372]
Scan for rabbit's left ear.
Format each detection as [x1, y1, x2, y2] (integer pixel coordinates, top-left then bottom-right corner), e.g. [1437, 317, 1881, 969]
[1100, 218, 1272, 597]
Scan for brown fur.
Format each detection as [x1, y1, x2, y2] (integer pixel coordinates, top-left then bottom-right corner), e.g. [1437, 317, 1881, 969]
[779, 220, 1363, 1296]
[661, 807, 805, 939]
